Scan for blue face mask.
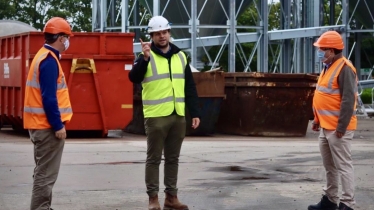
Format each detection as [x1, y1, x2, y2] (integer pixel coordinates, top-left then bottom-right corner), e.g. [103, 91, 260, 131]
[317, 50, 325, 59]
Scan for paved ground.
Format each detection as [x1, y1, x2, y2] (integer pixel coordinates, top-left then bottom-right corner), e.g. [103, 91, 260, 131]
[0, 119, 373, 210]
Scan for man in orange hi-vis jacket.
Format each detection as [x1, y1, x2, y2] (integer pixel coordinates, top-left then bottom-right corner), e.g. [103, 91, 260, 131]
[23, 17, 73, 210]
[308, 30, 357, 210]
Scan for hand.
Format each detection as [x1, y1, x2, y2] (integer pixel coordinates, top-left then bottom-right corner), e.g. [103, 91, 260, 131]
[335, 131, 344, 138]
[311, 123, 320, 131]
[139, 38, 151, 60]
[191, 118, 200, 129]
[55, 126, 66, 140]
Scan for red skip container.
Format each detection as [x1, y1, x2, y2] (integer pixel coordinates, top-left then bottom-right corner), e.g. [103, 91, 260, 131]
[0, 32, 135, 137]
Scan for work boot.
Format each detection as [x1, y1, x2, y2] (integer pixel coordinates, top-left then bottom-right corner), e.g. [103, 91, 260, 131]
[163, 192, 189, 210]
[338, 202, 353, 210]
[308, 195, 338, 210]
[148, 194, 161, 210]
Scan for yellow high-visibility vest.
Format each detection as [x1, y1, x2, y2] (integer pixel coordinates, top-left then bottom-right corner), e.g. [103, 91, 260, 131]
[141, 51, 187, 118]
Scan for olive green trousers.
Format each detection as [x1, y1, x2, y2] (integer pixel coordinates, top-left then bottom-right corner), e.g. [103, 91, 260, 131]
[144, 114, 186, 197]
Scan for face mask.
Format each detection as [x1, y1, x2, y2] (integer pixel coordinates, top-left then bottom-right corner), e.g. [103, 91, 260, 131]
[317, 49, 332, 63]
[317, 50, 325, 59]
[64, 39, 70, 51]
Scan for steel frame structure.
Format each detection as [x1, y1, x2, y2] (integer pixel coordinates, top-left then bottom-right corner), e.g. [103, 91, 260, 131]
[92, 0, 374, 74]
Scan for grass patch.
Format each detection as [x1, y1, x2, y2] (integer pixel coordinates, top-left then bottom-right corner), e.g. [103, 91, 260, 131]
[360, 88, 374, 104]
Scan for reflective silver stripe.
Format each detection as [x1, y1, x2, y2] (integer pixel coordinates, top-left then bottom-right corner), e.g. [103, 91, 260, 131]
[316, 85, 340, 94]
[27, 80, 67, 90]
[57, 75, 67, 90]
[327, 60, 345, 89]
[24, 107, 45, 114]
[26, 51, 67, 90]
[316, 109, 340, 116]
[316, 60, 345, 94]
[143, 53, 165, 83]
[143, 96, 174, 105]
[173, 52, 186, 79]
[143, 52, 186, 83]
[149, 54, 158, 76]
[26, 52, 49, 89]
[59, 107, 73, 113]
[175, 97, 185, 103]
[177, 52, 186, 73]
[24, 107, 72, 114]
[57, 82, 67, 89]
[173, 73, 184, 79]
[26, 80, 40, 88]
[143, 73, 170, 83]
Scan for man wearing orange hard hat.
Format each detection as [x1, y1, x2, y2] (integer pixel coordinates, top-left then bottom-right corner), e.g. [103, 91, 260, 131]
[23, 17, 73, 210]
[308, 30, 357, 210]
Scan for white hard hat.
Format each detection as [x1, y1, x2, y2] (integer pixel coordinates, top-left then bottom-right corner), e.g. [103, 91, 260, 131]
[147, 16, 171, 33]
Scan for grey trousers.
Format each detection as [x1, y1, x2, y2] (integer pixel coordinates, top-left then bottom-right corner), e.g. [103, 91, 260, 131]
[319, 128, 355, 208]
[29, 129, 65, 210]
[144, 114, 186, 197]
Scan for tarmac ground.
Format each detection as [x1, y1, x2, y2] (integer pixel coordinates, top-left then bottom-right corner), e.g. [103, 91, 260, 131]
[0, 119, 373, 210]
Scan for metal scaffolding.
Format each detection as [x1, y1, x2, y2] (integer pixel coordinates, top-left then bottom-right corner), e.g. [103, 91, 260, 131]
[92, 0, 374, 74]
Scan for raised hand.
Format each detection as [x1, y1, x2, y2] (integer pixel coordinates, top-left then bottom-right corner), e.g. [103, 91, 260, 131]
[140, 38, 151, 60]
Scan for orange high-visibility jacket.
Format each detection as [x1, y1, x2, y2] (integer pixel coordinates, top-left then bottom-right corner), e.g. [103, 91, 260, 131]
[23, 47, 72, 129]
[313, 57, 357, 130]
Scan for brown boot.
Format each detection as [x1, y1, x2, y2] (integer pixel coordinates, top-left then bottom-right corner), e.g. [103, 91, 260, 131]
[163, 192, 189, 210]
[149, 194, 161, 210]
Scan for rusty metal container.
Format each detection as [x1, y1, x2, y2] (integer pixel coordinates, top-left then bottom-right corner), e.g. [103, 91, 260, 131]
[124, 71, 226, 136]
[0, 32, 135, 136]
[186, 71, 225, 135]
[216, 72, 318, 137]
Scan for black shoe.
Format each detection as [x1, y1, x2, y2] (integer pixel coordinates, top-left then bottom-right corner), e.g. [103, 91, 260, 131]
[338, 202, 353, 210]
[308, 195, 338, 210]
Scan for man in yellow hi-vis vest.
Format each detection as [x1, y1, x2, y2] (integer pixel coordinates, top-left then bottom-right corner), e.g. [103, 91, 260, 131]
[308, 31, 357, 210]
[129, 16, 200, 210]
[24, 17, 73, 210]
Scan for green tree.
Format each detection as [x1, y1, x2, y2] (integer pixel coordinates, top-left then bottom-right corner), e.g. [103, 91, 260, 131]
[0, 0, 91, 32]
[0, 0, 16, 19]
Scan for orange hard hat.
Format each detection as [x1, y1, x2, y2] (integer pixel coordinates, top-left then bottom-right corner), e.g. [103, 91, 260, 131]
[43, 17, 73, 36]
[313, 31, 344, 50]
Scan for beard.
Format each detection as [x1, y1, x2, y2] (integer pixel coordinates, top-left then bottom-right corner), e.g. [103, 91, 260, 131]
[154, 40, 169, 50]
